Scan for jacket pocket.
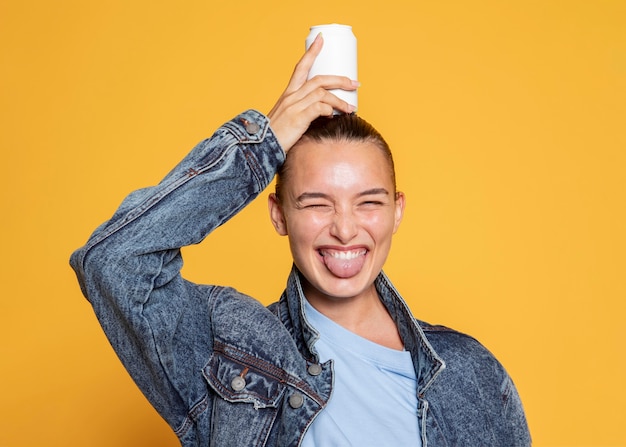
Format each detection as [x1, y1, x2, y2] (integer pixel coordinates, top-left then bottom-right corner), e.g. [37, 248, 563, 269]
[203, 347, 287, 409]
[203, 348, 288, 446]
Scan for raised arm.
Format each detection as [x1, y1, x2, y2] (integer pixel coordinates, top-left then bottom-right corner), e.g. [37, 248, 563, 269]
[69, 39, 358, 443]
[70, 110, 284, 438]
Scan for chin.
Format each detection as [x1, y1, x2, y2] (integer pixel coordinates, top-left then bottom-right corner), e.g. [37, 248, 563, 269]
[305, 269, 377, 301]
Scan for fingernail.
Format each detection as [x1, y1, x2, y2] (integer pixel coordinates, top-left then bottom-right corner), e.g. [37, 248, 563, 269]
[351, 80, 361, 87]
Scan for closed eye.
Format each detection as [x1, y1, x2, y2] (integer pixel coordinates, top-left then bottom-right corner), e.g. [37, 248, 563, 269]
[359, 200, 386, 207]
[356, 188, 390, 208]
[296, 201, 333, 210]
[296, 192, 333, 210]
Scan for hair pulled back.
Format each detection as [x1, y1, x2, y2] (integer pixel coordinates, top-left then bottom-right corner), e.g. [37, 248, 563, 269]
[274, 114, 396, 201]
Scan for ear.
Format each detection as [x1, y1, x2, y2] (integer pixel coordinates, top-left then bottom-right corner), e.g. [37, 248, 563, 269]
[393, 191, 406, 234]
[268, 193, 288, 236]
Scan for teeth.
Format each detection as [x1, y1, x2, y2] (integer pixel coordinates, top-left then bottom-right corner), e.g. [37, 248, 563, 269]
[322, 250, 366, 260]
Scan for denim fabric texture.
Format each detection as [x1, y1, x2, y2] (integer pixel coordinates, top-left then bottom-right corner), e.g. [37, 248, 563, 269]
[70, 110, 531, 446]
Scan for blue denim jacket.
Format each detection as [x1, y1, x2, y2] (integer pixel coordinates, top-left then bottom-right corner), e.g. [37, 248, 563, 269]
[70, 110, 530, 446]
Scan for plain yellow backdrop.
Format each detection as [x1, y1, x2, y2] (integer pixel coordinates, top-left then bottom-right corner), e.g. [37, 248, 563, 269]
[1, 1, 624, 446]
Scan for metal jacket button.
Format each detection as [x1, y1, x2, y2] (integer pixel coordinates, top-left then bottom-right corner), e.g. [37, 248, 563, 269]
[289, 392, 304, 409]
[307, 364, 322, 376]
[240, 118, 260, 134]
[231, 376, 246, 391]
[246, 122, 260, 134]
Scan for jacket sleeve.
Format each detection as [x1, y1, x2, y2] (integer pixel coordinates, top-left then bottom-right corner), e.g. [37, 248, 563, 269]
[69, 110, 284, 439]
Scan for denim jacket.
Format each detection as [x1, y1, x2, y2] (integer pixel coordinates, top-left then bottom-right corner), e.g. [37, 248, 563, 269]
[70, 110, 530, 446]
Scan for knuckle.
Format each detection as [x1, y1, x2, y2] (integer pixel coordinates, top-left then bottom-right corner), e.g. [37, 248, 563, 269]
[313, 87, 327, 99]
[313, 102, 333, 116]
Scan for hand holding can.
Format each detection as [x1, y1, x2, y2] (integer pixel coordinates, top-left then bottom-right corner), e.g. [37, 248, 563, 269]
[305, 24, 358, 113]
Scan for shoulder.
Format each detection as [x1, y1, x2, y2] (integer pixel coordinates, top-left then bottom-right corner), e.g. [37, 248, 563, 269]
[416, 320, 530, 445]
[416, 319, 518, 411]
[210, 287, 287, 344]
[418, 320, 482, 349]
[417, 320, 507, 377]
[209, 288, 300, 361]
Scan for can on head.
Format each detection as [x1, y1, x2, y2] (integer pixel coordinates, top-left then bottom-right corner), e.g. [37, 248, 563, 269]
[305, 24, 357, 113]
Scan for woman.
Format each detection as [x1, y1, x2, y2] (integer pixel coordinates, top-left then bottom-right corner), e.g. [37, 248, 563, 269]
[71, 34, 530, 446]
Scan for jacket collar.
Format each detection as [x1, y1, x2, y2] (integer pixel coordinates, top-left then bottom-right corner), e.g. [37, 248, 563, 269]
[278, 265, 445, 395]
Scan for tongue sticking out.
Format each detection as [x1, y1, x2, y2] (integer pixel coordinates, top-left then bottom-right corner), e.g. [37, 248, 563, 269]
[321, 250, 366, 278]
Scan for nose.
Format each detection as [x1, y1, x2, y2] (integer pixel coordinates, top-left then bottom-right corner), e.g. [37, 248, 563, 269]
[329, 209, 358, 243]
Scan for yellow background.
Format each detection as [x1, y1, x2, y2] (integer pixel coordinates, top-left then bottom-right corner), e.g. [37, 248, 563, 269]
[1, 1, 624, 446]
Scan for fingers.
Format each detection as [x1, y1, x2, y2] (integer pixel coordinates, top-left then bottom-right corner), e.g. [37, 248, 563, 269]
[284, 33, 324, 95]
[268, 89, 356, 152]
[288, 74, 359, 105]
[302, 80, 358, 114]
[267, 34, 360, 153]
[268, 76, 358, 151]
[287, 88, 346, 122]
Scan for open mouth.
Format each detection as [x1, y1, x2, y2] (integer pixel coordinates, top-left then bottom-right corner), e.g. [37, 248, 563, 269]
[319, 248, 368, 260]
[318, 248, 368, 278]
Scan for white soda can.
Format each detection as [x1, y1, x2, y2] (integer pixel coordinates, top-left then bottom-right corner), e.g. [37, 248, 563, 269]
[305, 24, 357, 113]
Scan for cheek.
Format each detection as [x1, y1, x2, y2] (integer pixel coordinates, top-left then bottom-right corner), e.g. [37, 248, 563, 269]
[362, 212, 397, 235]
[287, 213, 330, 236]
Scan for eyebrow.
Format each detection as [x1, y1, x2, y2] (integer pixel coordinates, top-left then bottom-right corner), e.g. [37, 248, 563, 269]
[296, 188, 390, 203]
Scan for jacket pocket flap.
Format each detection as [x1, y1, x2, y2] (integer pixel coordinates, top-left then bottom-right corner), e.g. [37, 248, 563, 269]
[203, 351, 286, 408]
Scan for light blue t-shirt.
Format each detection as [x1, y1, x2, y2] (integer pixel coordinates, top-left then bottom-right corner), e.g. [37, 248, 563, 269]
[301, 300, 422, 447]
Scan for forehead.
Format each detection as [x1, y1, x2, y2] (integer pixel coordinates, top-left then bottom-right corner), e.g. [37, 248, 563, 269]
[285, 139, 394, 193]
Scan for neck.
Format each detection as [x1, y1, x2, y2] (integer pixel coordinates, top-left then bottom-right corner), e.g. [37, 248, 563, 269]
[303, 282, 404, 350]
